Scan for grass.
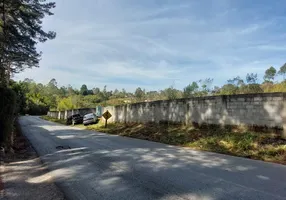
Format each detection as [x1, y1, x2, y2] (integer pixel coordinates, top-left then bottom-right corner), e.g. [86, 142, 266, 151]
[42, 115, 286, 165]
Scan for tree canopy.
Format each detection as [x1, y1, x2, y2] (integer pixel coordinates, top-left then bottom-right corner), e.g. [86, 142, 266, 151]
[8, 65, 286, 115]
[0, 0, 56, 86]
[278, 63, 286, 80]
[264, 66, 276, 82]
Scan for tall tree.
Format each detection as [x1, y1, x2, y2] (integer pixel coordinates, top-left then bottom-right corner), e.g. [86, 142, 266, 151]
[164, 86, 179, 100]
[264, 66, 276, 82]
[135, 87, 145, 101]
[0, 0, 56, 86]
[246, 73, 258, 84]
[183, 82, 199, 98]
[227, 76, 244, 87]
[278, 63, 286, 80]
[80, 84, 88, 96]
[198, 78, 213, 96]
[92, 87, 100, 95]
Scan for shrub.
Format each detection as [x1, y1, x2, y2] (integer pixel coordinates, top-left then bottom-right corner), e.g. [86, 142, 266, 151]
[0, 87, 17, 146]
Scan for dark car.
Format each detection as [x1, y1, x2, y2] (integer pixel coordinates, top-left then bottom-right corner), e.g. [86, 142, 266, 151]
[66, 114, 83, 125]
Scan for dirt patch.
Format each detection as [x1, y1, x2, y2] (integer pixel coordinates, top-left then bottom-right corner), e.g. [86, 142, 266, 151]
[1, 121, 65, 200]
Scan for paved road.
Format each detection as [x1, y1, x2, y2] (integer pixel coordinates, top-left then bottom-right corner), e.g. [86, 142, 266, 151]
[20, 116, 286, 200]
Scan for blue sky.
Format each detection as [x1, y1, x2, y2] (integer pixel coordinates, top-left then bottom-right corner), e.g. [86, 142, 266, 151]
[15, 0, 286, 91]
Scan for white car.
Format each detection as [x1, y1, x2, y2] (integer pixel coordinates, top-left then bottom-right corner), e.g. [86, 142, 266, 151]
[83, 113, 98, 126]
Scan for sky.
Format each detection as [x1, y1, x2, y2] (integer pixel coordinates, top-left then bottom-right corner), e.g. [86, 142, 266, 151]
[14, 0, 286, 91]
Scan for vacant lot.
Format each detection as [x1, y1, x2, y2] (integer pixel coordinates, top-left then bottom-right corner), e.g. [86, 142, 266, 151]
[42, 116, 286, 165]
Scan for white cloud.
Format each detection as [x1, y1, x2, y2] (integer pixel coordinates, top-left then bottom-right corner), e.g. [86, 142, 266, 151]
[14, 0, 286, 91]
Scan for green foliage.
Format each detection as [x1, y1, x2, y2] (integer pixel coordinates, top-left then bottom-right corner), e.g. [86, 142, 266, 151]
[227, 76, 244, 87]
[134, 87, 145, 101]
[220, 84, 238, 95]
[0, 87, 16, 145]
[183, 82, 199, 98]
[10, 80, 26, 113]
[80, 84, 88, 96]
[261, 81, 286, 93]
[64, 121, 286, 164]
[9, 64, 286, 113]
[278, 63, 286, 80]
[239, 84, 263, 94]
[192, 78, 213, 97]
[246, 73, 258, 84]
[57, 97, 75, 111]
[0, 0, 56, 83]
[264, 66, 276, 82]
[164, 86, 181, 100]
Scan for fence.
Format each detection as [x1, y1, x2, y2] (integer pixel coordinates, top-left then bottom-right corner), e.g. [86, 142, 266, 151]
[46, 93, 286, 138]
[47, 107, 102, 120]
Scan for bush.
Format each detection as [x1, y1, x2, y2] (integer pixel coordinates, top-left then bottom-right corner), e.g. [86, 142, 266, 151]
[0, 87, 17, 146]
[24, 100, 49, 115]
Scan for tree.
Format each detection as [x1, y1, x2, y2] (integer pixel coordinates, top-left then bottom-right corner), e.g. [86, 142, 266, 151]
[92, 87, 100, 95]
[246, 73, 258, 84]
[227, 76, 244, 87]
[57, 97, 75, 111]
[146, 91, 160, 101]
[183, 82, 199, 98]
[47, 78, 58, 94]
[67, 85, 76, 96]
[59, 86, 68, 97]
[220, 84, 238, 95]
[197, 78, 213, 96]
[121, 89, 127, 97]
[240, 84, 263, 94]
[45, 78, 59, 109]
[278, 63, 286, 80]
[134, 87, 145, 101]
[164, 86, 179, 100]
[112, 89, 120, 98]
[80, 84, 88, 96]
[211, 86, 221, 95]
[100, 85, 112, 105]
[264, 66, 276, 82]
[0, 0, 56, 86]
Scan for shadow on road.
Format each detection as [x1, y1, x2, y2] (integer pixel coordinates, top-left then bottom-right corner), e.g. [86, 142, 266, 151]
[19, 118, 286, 200]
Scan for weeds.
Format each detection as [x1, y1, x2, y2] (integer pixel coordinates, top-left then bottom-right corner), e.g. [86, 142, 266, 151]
[43, 116, 286, 164]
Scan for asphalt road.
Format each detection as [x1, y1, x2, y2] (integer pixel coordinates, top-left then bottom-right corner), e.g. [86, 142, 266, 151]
[20, 116, 286, 200]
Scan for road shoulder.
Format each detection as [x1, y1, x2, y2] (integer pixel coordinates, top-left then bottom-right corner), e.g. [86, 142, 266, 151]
[1, 122, 65, 200]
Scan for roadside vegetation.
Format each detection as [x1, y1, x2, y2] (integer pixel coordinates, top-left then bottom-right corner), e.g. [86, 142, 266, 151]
[0, 0, 56, 148]
[78, 123, 286, 164]
[42, 116, 286, 165]
[8, 64, 286, 115]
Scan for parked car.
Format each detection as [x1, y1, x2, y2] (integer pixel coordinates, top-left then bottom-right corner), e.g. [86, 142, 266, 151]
[66, 114, 83, 125]
[83, 113, 99, 126]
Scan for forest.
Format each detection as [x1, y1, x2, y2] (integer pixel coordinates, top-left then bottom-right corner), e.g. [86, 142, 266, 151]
[10, 64, 286, 115]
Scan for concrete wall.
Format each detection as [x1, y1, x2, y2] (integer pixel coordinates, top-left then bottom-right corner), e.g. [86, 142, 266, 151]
[46, 93, 286, 137]
[47, 108, 98, 120]
[104, 93, 286, 131]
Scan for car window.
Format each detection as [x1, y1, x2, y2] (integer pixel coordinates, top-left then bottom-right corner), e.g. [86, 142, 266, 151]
[84, 113, 94, 118]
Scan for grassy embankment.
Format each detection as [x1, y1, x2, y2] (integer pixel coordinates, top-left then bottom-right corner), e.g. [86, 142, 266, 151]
[41, 115, 286, 164]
